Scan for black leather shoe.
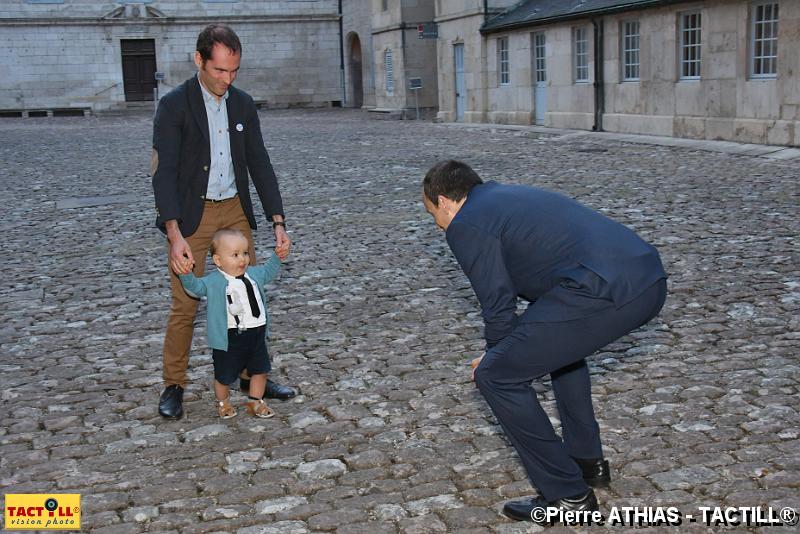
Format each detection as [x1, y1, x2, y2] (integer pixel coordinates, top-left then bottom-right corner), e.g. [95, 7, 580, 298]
[239, 375, 250, 393]
[572, 457, 611, 487]
[158, 385, 184, 419]
[264, 379, 296, 400]
[503, 489, 599, 523]
[240, 377, 297, 400]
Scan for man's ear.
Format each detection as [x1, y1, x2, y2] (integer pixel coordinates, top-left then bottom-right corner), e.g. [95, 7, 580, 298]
[439, 195, 459, 213]
[194, 51, 203, 69]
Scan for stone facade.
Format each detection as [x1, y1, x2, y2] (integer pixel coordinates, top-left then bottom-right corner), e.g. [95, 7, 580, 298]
[370, 0, 438, 119]
[598, 0, 799, 146]
[8, 1, 795, 144]
[342, 0, 377, 109]
[1, 0, 342, 112]
[434, 0, 520, 124]
[436, 0, 800, 147]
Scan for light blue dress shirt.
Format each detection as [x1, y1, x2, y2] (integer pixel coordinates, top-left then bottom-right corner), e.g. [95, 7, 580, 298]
[199, 75, 237, 201]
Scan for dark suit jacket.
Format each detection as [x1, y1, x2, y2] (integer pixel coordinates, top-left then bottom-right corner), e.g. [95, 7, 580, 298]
[446, 181, 667, 348]
[152, 76, 284, 237]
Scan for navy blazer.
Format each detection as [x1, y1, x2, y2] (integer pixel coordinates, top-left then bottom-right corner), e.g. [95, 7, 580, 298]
[152, 76, 284, 237]
[446, 182, 666, 348]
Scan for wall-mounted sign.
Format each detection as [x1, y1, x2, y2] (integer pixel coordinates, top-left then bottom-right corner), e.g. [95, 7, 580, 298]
[417, 22, 438, 39]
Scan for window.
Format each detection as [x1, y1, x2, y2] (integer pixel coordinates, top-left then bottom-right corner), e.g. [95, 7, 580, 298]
[385, 49, 394, 96]
[621, 21, 640, 81]
[751, 2, 779, 78]
[382, 0, 388, 11]
[533, 32, 546, 83]
[499, 37, 510, 85]
[679, 12, 702, 79]
[573, 27, 589, 83]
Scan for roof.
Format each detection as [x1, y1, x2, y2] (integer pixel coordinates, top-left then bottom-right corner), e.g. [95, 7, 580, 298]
[482, 0, 689, 34]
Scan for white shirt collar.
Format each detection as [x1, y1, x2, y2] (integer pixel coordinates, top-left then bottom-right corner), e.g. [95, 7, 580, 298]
[219, 269, 246, 281]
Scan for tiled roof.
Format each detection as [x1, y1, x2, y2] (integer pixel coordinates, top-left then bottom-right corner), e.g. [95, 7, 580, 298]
[482, 0, 688, 33]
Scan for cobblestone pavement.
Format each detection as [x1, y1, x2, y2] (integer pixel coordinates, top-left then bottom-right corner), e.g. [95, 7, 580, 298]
[1, 109, 798, 534]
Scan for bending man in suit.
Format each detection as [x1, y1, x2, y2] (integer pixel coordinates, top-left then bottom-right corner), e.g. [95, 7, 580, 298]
[422, 160, 667, 523]
[152, 24, 295, 419]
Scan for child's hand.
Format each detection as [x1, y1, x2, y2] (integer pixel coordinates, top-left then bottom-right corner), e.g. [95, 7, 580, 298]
[169, 236, 195, 275]
[275, 244, 289, 261]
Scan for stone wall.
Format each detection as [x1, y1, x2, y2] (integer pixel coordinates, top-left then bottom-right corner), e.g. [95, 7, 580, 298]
[435, 0, 798, 146]
[599, 0, 799, 145]
[434, 9, 486, 123]
[434, 0, 536, 124]
[1, 0, 342, 112]
[371, 0, 437, 117]
[485, 31, 535, 125]
[343, 0, 377, 108]
[0, 0, 337, 18]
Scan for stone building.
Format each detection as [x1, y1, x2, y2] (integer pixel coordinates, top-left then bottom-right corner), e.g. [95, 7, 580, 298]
[0, 0, 343, 114]
[6, 1, 796, 146]
[368, 0, 438, 119]
[342, 0, 377, 110]
[435, 0, 800, 146]
[433, 0, 518, 124]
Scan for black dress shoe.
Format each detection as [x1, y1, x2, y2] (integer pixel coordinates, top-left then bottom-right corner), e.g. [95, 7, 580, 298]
[239, 375, 251, 393]
[239, 377, 296, 400]
[503, 489, 599, 523]
[264, 379, 296, 400]
[158, 385, 184, 419]
[572, 457, 611, 487]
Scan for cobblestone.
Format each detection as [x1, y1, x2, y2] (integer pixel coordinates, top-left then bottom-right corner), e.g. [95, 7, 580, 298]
[0, 109, 797, 532]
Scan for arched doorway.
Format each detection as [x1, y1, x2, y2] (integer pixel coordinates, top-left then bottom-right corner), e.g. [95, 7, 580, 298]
[347, 33, 364, 108]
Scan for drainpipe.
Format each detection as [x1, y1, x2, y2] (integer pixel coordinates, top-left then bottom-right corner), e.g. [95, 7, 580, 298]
[400, 21, 407, 116]
[339, 0, 346, 106]
[592, 18, 604, 131]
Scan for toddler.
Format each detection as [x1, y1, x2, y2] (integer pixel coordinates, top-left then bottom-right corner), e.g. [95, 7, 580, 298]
[179, 228, 282, 418]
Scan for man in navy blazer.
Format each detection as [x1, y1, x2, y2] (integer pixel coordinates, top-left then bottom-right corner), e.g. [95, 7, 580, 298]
[152, 24, 294, 419]
[422, 160, 667, 523]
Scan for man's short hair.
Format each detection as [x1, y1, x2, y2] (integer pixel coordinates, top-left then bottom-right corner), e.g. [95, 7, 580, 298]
[196, 24, 242, 62]
[423, 160, 484, 206]
[210, 228, 246, 256]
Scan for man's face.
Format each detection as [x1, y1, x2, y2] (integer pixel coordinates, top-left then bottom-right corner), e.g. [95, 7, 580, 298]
[423, 194, 453, 231]
[212, 235, 250, 277]
[195, 43, 241, 97]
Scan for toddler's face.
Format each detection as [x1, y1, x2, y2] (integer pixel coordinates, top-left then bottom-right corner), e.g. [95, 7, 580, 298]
[212, 235, 250, 277]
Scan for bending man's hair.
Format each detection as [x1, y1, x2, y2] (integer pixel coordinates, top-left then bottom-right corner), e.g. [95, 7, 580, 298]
[423, 160, 483, 206]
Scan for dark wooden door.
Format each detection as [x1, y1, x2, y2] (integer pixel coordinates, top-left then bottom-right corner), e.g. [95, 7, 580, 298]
[349, 35, 363, 108]
[121, 39, 156, 102]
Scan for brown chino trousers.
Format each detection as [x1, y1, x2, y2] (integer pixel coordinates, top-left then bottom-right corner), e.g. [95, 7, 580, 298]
[163, 196, 256, 387]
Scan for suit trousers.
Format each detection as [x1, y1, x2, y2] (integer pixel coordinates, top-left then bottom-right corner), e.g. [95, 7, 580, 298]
[474, 278, 667, 501]
[163, 197, 256, 386]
